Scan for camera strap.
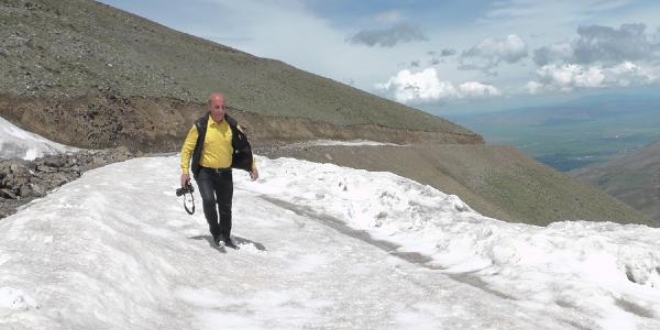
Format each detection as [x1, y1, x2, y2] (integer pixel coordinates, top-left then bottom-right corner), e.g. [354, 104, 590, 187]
[183, 191, 195, 215]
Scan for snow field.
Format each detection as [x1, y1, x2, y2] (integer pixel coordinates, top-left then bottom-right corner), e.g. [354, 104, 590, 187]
[240, 156, 660, 329]
[0, 155, 659, 329]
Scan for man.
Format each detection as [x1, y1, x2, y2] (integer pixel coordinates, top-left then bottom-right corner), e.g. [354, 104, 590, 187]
[180, 93, 259, 249]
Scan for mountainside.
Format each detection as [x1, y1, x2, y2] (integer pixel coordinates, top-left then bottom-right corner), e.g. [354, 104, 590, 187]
[571, 140, 660, 221]
[0, 0, 479, 151]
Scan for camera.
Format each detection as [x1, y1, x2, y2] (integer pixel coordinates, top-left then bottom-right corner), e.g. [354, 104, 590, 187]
[176, 183, 194, 197]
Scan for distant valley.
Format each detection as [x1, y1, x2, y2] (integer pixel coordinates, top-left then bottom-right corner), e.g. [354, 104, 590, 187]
[571, 140, 660, 222]
[447, 94, 660, 172]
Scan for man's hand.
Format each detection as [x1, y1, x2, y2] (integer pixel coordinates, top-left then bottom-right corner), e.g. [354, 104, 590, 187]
[181, 173, 191, 187]
[250, 167, 259, 181]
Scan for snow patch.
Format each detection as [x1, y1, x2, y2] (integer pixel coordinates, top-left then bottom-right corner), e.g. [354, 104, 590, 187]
[0, 116, 78, 160]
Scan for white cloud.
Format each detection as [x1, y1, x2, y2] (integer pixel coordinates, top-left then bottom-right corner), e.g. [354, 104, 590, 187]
[460, 34, 528, 71]
[606, 61, 657, 86]
[538, 64, 605, 90]
[375, 68, 501, 103]
[458, 82, 502, 98]
[528, 61, 657, 92]
[526, 81, 542, 94]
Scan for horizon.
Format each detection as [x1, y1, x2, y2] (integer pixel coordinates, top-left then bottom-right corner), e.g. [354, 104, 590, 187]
[96, 0, 660, 115]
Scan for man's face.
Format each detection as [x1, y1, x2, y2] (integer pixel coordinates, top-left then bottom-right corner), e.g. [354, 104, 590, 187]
[209, 95, 226, 122]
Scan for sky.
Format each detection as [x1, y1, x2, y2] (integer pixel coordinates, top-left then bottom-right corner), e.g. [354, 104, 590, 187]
[3, 125, 660, 328]
[96, 0, 660, 114]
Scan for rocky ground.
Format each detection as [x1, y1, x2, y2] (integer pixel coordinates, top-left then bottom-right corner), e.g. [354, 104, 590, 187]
[0, 147, 134, 218]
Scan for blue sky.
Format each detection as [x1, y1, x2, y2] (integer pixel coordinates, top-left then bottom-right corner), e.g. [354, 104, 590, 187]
[98, 0, 660, 114]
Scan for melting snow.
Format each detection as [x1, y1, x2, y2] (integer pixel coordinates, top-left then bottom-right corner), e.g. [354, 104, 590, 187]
[0, 155, 659, 329]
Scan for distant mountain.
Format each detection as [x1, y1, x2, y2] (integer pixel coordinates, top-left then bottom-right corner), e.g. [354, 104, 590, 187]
[571, 140, 660, 221]
[0, 0, 478, 151]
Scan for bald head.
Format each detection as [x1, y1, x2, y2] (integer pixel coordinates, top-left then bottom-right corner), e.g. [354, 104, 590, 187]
[207, 93, 226, 122]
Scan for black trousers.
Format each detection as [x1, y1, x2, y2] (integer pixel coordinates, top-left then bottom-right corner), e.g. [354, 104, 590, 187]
[196, 167, 233, 240]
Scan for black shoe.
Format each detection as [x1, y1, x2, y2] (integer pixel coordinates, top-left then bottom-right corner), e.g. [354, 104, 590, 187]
[212, 234, 221, 247]
[223, 237, 239, 250]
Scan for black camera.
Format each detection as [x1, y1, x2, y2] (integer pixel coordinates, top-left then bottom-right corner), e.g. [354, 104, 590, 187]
[176, 183, 195, 197]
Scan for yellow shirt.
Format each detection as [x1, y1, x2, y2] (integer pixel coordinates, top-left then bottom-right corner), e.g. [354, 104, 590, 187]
[181, 117, 233, 174]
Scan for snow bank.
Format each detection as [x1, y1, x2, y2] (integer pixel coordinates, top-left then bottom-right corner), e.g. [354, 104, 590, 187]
[0, 116, 77, 160]
[1, 154, 660, 329]
[241, 156, 660, 327]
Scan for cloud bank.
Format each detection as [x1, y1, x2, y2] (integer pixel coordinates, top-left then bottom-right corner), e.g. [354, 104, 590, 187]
[376, 68, 501, 103]
[528, 61, 657, 93]
[534, 24, 660, 66]
[528, 24, 660, 93]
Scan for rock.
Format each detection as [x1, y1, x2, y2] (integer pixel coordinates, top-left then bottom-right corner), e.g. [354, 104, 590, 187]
[19, 185, 32, 197]
[1, 147, 136, 219]
[66, 157, 78, 166]
[9, 162, 21, 173]
[31, 184, 46, 197]
[52, 173, 68, 186]
[44, 155, 66, 167]
[0, 188, 17, 199]
[36, 164, 55, 173]
[0, 163, 10, 176]
[12, 176, 28, 187]
[92, 155, 105, 165]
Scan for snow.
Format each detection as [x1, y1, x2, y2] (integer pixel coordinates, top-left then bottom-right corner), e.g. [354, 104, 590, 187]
[0, 116, 77, 160]
[1, 154, 660, 329]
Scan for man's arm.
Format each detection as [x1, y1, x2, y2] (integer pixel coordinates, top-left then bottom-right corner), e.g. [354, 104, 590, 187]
[180, 125, 198, 186]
